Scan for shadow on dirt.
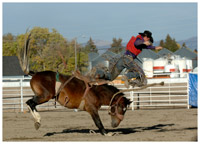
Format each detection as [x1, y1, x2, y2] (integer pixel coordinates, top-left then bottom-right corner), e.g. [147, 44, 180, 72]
[44, 123, 176, 136]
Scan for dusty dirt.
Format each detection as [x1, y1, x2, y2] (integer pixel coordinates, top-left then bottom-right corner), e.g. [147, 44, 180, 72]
[3, 108, 197, 141]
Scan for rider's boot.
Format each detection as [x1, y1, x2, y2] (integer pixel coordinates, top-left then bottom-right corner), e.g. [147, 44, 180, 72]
[122, 75, 130, 88]
[129, 76, 147, 88]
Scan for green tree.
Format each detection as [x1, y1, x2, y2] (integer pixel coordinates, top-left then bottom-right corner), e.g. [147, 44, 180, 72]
[110, 38, 123, 54]
[77, 51, 88, 74]
[17, 27, 73, 74]
[159, 40, 165, 47]
[65, 38, 89, 74]
[182, 42, 187, 48]
[159, 34, 179, 52]
[3, 33, 18, 56]
[3, 27, 89, 74]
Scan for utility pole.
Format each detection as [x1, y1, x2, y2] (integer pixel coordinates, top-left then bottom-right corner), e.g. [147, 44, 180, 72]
[74, 35, 86, 71]
[74, 38, 77, 71]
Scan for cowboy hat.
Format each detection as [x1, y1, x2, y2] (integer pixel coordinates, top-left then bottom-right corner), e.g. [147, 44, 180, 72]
[139, 30, 154, 43]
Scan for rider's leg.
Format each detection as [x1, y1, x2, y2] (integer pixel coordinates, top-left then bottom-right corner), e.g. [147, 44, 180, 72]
[89, 67, 110, 80]
[122, 56, 147, 87]
[89, 56, 125, 81]
[126, 70, 147, 87]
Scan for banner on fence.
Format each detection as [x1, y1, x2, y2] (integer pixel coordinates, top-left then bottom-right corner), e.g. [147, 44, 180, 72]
[189, 73, 198, 107]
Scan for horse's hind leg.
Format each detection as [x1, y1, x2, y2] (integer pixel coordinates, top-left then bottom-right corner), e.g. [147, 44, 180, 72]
[26, 83, 55, 130]
[26, 98, 41, 130]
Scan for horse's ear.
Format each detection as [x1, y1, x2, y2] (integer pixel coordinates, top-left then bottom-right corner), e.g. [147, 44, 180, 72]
[125, 98, 132, 105]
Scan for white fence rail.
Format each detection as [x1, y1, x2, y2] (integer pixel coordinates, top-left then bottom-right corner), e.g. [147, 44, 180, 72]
[3, 77, 32, 112]
[129, 82, 188, 110]
[2, 74, 190, 112]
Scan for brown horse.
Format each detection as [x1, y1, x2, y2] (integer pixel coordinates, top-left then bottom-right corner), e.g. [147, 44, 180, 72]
[20, 33, 132, 136]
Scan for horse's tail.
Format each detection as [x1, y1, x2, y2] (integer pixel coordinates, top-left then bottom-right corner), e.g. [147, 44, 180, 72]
[19, 32, 35, 76]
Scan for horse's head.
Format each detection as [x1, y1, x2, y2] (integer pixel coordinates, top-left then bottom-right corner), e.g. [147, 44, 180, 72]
[108, 95, 132, 128]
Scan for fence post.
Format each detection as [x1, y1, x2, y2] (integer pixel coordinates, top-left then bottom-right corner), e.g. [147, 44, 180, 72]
[169, 82, 171, 104]
[130, 86, 134, 111]
[137, 93, 140, 109]
[20, 78, 24, 112]
[150, 87, 152, 105]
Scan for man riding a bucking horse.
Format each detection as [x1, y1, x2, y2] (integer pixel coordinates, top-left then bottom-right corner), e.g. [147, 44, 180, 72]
[88, 30, 163, 88]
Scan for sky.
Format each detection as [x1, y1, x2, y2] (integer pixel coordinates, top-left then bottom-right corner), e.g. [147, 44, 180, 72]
[2, 2, 198, 44]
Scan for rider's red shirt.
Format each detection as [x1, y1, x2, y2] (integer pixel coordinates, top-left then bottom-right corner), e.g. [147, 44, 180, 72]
[126, 35, 143, 56]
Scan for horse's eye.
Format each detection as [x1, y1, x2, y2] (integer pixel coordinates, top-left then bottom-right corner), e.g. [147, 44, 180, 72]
[123, 107, 127, 111]
[111, 106, 115, 113]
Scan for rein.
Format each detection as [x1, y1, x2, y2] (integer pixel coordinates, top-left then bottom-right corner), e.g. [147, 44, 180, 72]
[108, 95, 125, 121]
[108, 82, 164, 106]
[108, 81, 164, 120]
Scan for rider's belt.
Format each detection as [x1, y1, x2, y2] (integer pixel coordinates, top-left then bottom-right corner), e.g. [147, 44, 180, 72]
[125, 54, 135, 59]
[125, 50, 137, 59]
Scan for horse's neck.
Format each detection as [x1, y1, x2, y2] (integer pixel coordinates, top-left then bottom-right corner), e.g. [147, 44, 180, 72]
[59, 74, 72, 83]
[100, 87, 119, 106]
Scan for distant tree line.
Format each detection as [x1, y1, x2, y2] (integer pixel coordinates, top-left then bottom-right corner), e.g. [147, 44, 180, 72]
[3, 27, 189, 74]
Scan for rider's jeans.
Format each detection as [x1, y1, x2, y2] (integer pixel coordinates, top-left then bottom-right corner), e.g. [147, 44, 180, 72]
[93, 55, 147, 87]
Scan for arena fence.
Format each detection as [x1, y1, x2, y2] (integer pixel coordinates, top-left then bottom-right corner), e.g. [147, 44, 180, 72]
[2, 73, 193, 112]
[118, 81, 189, 110]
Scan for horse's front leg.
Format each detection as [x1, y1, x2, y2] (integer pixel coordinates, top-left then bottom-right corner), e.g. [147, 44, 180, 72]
[89, 110, 107, 135]
[84, 102, 107, 135]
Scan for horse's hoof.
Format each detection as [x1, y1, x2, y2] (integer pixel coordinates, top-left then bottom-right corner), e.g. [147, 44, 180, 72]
[104, 132, 116, 136]
[34, 122, 41, 130]
[89, 130, 96, 134]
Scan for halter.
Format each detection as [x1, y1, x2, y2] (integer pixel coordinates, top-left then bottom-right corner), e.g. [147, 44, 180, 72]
[108, 95, 125, 121]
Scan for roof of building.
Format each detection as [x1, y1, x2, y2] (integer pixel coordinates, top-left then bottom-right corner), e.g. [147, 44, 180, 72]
[157, 48, 174, 56]
[174, 47, 197, 59]
[137, 49, 160, 60]
[3, 56, 25, 76]
[101, 50, 117, 58]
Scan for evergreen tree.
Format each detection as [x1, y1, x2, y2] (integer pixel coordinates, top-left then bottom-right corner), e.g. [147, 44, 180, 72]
[164, 34, 172, 48]
[182, 42, 187, 48]
[171, 38, 179, 52]
[85, 37, 98, 53]
[159, 34, 179, 52]
[110, 37, 123, 54]
[159, 40, 165, 47]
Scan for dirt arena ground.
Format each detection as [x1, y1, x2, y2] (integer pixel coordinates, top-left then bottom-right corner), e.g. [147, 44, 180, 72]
[3, 108, 197, 142]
